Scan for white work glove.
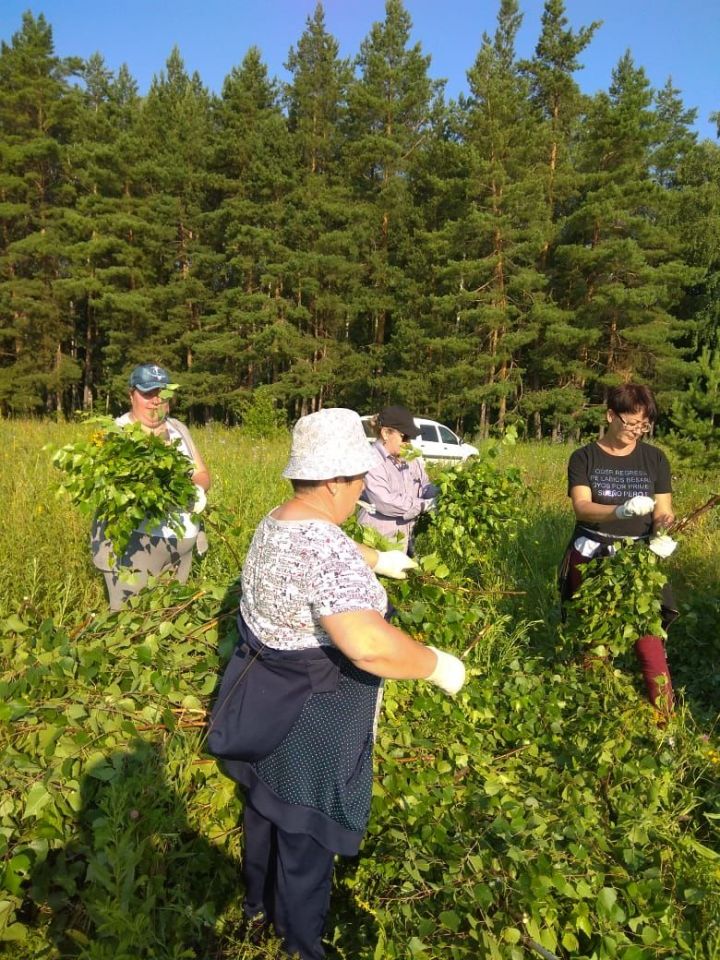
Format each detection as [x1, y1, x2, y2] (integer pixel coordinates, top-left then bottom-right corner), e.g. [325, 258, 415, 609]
[373, 550, 418, 580]
[615, 495, 655, 519]
[425, 646, 466, 695]
[192, 484, 207, 514]
[422, 498, 437, 513]
[357, 499, 376, 515]
[648, 534, 678, 558]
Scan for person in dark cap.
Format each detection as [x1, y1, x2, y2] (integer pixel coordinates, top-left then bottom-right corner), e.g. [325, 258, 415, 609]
[357, 405, 439, 553]
[90, 363, 211, 609]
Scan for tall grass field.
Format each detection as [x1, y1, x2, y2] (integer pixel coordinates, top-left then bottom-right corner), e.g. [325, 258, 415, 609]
[0, 420, 718, 959]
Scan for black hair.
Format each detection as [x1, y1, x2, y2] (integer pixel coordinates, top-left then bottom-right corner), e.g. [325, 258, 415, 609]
[607, 384, 658, 423]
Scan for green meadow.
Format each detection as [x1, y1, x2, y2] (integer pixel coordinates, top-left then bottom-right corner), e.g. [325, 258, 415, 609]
[1, 420, 718, 959]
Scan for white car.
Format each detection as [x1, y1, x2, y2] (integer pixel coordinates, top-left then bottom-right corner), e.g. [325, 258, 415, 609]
[360, 415, 478, 463]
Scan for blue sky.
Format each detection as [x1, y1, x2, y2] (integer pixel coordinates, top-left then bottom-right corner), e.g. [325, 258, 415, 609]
[2, 0, 718, 141]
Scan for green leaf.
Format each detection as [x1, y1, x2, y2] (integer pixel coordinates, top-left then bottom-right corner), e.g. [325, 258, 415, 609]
[408, 937, 429, 957]
[0, 923, 28, 942]
[1, 615, 29, 634]
[562, 931, 579, 951]
[439, 910, 461, 932]
[23, 784, 51, 819]
[683, 838, 720, 860]
[597, 887, 618, 916]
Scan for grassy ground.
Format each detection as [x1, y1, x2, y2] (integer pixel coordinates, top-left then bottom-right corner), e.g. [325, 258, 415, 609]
[1, 420, 718, 959]
[2, 420, 718, 732]
[0, 421, 291, 622]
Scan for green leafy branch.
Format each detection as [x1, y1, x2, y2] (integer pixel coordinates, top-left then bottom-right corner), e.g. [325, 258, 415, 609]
[562, 541, 669, 659]
[425, 452, 528, 574]
[51, 418, 200, 562]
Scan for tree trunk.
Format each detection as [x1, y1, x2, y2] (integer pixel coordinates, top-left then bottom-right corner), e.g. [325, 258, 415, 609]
[479, 401, 488, 440]
[54, 343, 63, 417]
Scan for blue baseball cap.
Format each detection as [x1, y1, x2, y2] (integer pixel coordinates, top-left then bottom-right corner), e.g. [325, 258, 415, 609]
[129, 364, 171, 393]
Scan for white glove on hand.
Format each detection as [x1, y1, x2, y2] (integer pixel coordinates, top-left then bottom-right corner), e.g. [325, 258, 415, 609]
[422, 498, 437, 513]
[373, 550, 419, 580]
[192, 484, 207, 514]
[615, 495, 655, 519]
[648, 534, 678, 558]
[425, 646, 466, 695]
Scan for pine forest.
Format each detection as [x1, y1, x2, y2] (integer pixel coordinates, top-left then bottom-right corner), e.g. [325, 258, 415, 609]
[1, 0, 719, 442]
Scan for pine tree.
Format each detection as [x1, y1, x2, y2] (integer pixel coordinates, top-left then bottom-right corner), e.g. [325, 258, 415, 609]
[668, 342, 720, 469]
[666, 140, 720, 467]
[280, 5, 366, 415]
[0, 12, 82, 413]
[518, 0, 600, 437]
[553, 52, 698, 409]
[197, 48, 295, 420]
[446, 0, 548, 436]
[378, 95, 475, 427]
[50, 54, 150, 411]
[285, 3, 351, 177]
[343, 0, 440, 367]
[651, 78, 699, 189]
[119, 47, 216, 412]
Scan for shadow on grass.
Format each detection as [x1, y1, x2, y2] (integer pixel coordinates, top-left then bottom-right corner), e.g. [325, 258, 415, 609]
[666, 555, 720, 722]
[496, 502, 573, 661]
[17, 578, 291, 960]
[326, 856, 380, 959]
[23, 742, 249, 960]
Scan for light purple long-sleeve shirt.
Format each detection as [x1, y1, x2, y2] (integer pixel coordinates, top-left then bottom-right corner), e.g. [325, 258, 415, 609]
[357, 441, 439, 550]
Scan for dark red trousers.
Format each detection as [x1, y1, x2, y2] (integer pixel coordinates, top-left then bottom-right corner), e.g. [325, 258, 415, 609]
[563, 547, 674, 711]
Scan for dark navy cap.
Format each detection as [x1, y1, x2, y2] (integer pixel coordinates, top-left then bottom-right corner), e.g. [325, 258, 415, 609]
[129, 364, 171, 393]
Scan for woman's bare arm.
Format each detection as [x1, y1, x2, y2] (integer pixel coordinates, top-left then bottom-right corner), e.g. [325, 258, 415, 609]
[320, 609, 436, 680]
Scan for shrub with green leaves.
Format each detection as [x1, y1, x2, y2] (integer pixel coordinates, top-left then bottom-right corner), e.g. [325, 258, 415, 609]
[52, 420, 199, 562]
[0, 580, 251, 958]
[426, 438, 527, 574]
[241, 390, 286, 439]
[562, 542, 669, 658]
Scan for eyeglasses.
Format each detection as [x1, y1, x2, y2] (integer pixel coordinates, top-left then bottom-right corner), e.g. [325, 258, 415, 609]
[615, 412, 652, 434]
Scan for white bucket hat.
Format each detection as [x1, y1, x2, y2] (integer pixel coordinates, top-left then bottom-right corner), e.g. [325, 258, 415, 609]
[283, 408, 374, 480]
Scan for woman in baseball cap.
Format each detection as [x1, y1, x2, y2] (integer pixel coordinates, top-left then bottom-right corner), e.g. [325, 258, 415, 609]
[89, 363, 211, 609]
[357, 404, 439, 553]
[208, 407, 464, 960]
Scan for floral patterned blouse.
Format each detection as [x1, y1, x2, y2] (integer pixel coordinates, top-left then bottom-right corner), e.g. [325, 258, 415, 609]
[240, 515, 388, 650]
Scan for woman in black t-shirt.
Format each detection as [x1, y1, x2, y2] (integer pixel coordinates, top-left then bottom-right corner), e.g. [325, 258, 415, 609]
[561, 384, 678, 712]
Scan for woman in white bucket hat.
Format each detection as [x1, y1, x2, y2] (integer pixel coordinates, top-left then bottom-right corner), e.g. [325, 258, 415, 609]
[209, 408, 464, 960]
